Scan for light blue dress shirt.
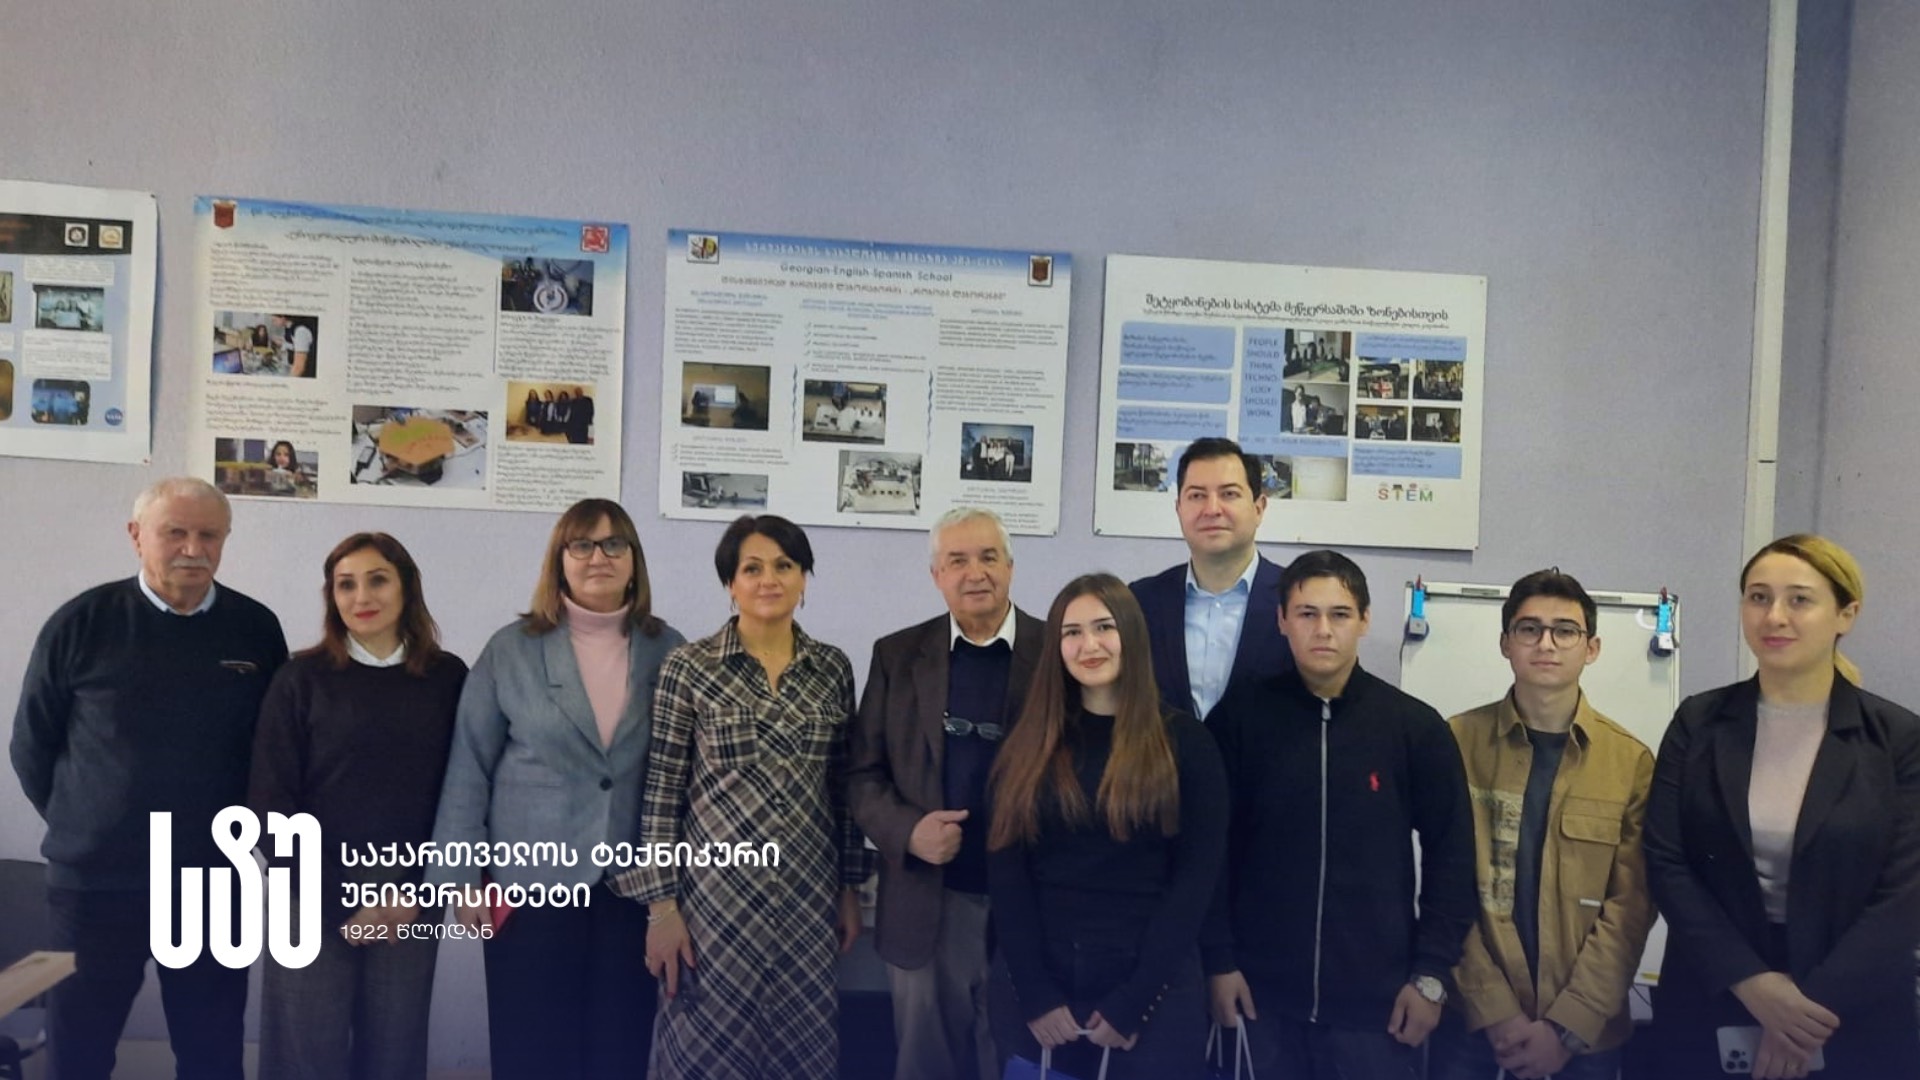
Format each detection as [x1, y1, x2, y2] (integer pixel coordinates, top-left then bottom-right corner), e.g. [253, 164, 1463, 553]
[1183, 557, 1259, 719]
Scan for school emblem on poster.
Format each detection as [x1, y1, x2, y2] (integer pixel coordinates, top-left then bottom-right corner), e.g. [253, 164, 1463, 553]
[687, 234, 720, 263]
[580, 224, 611, 254]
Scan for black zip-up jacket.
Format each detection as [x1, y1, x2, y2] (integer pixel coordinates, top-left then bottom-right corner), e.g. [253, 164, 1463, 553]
[1201, 664, 1477, 1030]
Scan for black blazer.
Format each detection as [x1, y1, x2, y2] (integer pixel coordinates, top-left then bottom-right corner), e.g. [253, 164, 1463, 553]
[1644, 676, 1920, 1044]
[1129, 554, 1292, 722]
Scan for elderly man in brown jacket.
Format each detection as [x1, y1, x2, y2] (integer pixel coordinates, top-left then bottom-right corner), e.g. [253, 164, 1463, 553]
[1434, 570, 1658, 1080]
[848, 508, 1044, 1080]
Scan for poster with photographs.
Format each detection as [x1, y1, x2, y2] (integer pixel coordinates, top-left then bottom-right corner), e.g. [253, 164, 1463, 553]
[658, 230, 1071, 534]
[1095, 254, 1486, 550]
[0, 179, 156, 464]
[190, 197, 627, 511]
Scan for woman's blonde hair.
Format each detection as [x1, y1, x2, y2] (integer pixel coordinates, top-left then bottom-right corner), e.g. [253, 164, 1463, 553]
[1742, 533, 1864, 684]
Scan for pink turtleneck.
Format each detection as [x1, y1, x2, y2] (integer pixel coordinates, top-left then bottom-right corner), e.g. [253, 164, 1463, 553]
[564, 596, 631, 749]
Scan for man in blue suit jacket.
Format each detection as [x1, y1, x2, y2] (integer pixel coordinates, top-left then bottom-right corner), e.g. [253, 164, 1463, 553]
[1130, 438, 1292, 722]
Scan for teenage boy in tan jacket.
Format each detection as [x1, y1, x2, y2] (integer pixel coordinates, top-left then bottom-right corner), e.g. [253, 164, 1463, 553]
[1433, 570, 1657, 1080]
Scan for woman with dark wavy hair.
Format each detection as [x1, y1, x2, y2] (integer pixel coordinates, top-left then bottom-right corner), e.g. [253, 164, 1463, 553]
[986, 572, 1227, 1079]
[249, 532, 466, 1080]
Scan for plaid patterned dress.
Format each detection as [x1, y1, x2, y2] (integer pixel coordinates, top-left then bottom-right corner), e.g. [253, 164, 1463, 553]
[614, 620, 873, 1079]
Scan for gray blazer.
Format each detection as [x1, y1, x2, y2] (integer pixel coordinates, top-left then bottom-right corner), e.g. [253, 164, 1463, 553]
[428, 616, 685, 890]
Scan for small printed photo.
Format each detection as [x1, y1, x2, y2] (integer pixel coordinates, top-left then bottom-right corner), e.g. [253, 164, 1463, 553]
[681, 362, 771, 431]
[1112, 442, 1175, 492]
[681, 471, 769, 510]
[211, 311, 319, 377]
[349, 406, 489, 490]
[1356, 360, 1410, 401]
[0, 270, 13, 322]
[837, 451, 922, 515]
[1412, 406, 1463, 444]
[508, 380, 599, 445]
[802, 380, 887, 444]
[29, 379, 90, 425]
[0, 359, 13, 421]
[34, 285, 105, 332]
[960, 422, 1034, 483]
[1282, 330, 1351, 383]
[1356, 404, 1410, 441]
[1412, 359, 1465, 401]
[213, 437, 318, 500]
[1284, 455, 1350, 501]
[500, 257, 596, 316]
[1251, 455, 1295, 500]
[1282, 386, 1348, 437]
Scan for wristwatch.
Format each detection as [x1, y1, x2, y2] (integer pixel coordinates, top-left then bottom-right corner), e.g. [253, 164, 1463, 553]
[1548, 1019, 1591, 1054]
[1408, 974, 1447, 1006]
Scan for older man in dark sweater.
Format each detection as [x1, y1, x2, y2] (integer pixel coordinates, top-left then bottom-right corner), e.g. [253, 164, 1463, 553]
[849, 507, 1045, 1080]
[10, 477, 286, 1080]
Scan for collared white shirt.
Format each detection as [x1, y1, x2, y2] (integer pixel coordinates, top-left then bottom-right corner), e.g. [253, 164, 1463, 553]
[950, 604, 1018, 651]
[138, 574, 218, 616]
[348, 637, 407, 668]
[1183, 556, 1259, 719]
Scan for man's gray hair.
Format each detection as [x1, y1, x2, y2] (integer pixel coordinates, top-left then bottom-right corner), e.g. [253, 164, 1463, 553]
[928, 506, 1012, 568]
[131, 476, 231, 524]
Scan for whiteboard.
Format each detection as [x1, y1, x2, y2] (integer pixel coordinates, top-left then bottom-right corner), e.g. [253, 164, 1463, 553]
[1398, 581, 1680, 991]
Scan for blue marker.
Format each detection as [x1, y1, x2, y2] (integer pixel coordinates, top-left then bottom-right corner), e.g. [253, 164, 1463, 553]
[1406, 578, 1429, 641]
[1651, 589, 1676, 656]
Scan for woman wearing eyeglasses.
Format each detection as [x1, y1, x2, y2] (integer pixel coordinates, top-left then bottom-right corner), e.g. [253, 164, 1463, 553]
[986, 573, 1228, 1079]
[427, 498, 684, 1078]
[618, 515, 872, 1079]
[1644, 535, 1920, 1079]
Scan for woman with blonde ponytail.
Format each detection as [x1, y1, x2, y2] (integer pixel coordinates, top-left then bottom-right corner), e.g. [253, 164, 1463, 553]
[1643, 535, 1920, 1078]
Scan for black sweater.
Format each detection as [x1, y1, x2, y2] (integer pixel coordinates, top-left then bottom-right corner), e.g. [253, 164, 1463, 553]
[989, 709, 1227, 1039]
[248, 650, 467, 899]
[10, 577, 287, 889]
[1203, 664, 1476, 1030]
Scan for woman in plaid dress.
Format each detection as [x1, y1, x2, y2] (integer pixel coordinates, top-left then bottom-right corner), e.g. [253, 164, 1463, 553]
[618, 515, 872, 1079]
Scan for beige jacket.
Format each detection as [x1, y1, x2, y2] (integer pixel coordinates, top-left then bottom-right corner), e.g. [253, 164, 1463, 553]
[1447, 693, 1657, 1051]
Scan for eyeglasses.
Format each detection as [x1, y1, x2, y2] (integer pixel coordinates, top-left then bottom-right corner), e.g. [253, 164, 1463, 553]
[1508, 620, 1590, 647]
[565, 537, 632, 559]
[943, 715, 1005, 742]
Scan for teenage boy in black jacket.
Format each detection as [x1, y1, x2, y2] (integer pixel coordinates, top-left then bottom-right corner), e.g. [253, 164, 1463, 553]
[1203, 549, 1476, 1078]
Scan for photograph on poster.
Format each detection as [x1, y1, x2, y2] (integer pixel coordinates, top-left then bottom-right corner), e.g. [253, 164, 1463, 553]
[213, 437, 318, 499]
[1283, 386, 1348, 436]
[33, 285, 105, 332]
[29, 379, 89, 425]
[959, 422, 1033, 483]
[1413, 359, 1464, 400]
[1286, 455, 1349, 501]
[1356, 405, 1410, 441]
[1112, 441, 1177, 493]
[681, 471, 769, 510]
[1412, 406, 1463, 444]
[500, 257, 596, 317]
[1252, 455, 1294, 500]
[210, 310, 320, 378]
[507, 380, 599, 445]
[680, 362, 770, 431]
[0, 359, 12, 420]
[1356, 360, 1409, 401]
[837, 451, 921, 515]
[1283, 329, 1351, 382]
[349, 406, 488, 489]
[801, 379, 887, 444]
[0, 270, 12, 322]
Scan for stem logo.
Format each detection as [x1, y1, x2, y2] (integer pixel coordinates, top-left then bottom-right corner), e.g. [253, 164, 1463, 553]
[150, 808, 322, 970]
